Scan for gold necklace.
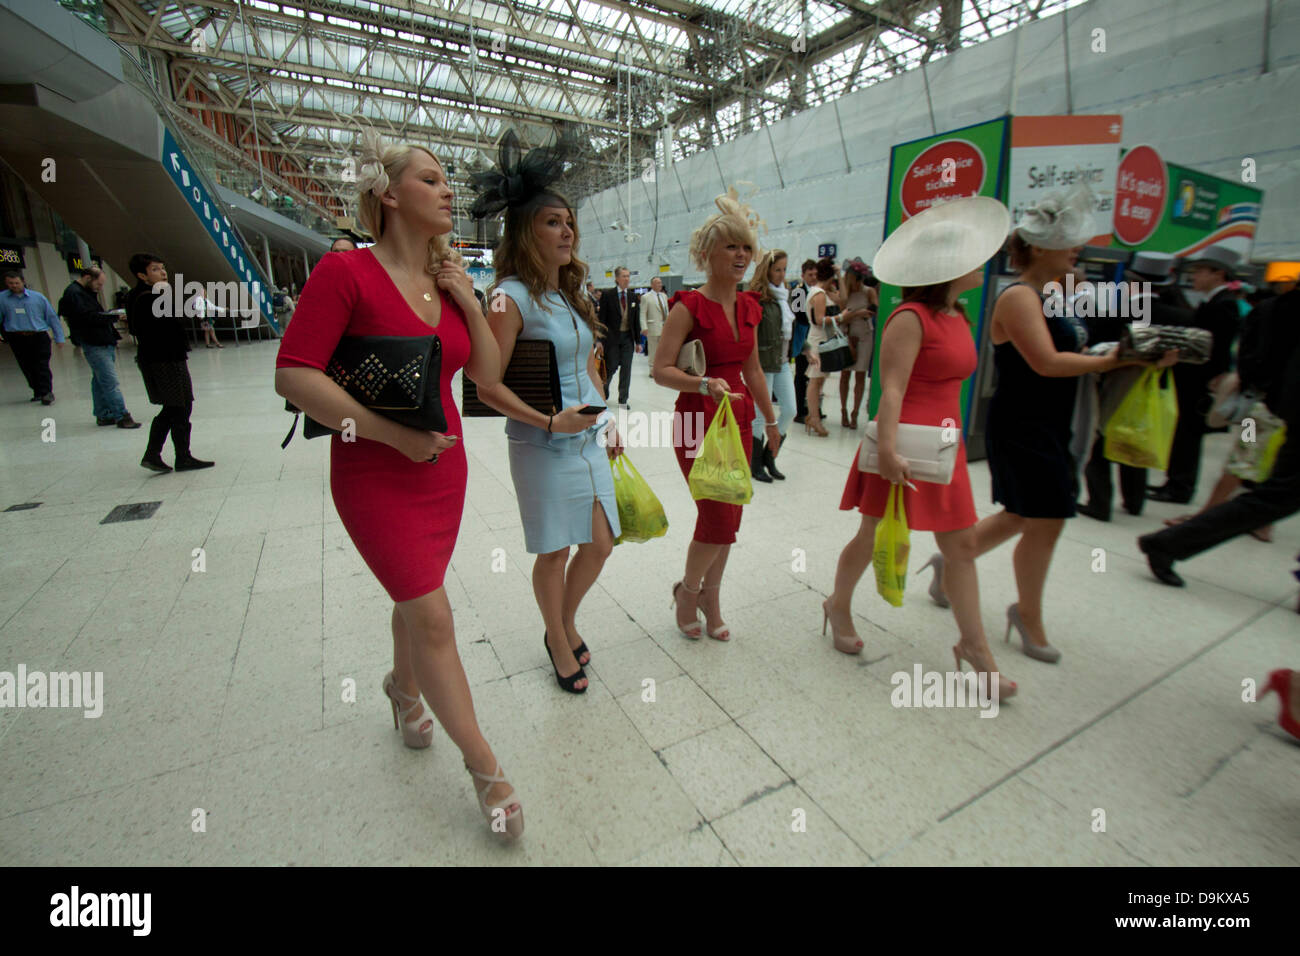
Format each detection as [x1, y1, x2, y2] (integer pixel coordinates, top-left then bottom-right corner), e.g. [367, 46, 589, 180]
[380, 250, 433, 301]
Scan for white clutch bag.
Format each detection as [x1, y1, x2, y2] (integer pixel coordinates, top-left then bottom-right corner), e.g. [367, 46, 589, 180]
[857, 420, 959, 485]
[677, 339, 706, 376]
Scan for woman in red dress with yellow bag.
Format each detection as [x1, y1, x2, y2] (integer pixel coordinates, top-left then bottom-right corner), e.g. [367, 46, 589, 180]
[826, 196, 1017, 700]
[653, 189, 782, 641]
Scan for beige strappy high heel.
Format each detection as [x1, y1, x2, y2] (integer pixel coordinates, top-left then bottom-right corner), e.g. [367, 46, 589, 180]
[466, 761, 524, 841]
[382, 671, 434, 749]
[699, 584, 730, 641]
[671, 580, 703, 639]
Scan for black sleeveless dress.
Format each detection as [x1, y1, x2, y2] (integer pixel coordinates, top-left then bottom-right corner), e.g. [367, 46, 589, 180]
[985, 282, 1088, 518]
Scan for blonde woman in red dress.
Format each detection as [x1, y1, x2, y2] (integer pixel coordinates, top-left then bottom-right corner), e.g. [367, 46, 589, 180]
[275, 133, 523, 840]
[653, 189, 782, 641]
[826, 197, 1017, 700]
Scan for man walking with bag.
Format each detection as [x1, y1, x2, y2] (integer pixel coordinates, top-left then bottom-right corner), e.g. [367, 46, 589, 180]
[1139, 285, 1300, 585]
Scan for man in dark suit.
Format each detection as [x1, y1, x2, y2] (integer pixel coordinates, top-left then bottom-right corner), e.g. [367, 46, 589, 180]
[599, 266, 640, 407]
[792, 258, 816, 423]
[1149, 244, 1243, 503]
[1079, 252, 1189, 520]
[1139, 286, 1300, 585]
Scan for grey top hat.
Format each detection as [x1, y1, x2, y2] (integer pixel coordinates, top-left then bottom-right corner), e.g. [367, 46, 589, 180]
[1127, 251, 1176, 282]
[1185, 243, 1241, 277]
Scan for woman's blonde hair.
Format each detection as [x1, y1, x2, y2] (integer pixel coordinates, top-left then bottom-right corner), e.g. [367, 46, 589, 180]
[355, 128, 457, 274]
[747, 249, 787, 304]
[488, 191, 601, 336]
[690, 186, 765, 273]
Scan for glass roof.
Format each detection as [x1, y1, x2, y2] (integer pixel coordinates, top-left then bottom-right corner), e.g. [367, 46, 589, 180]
[108, 0, 1085, 214]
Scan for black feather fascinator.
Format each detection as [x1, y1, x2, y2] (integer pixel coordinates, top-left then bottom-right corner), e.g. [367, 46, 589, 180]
[469, 129, 569, 220]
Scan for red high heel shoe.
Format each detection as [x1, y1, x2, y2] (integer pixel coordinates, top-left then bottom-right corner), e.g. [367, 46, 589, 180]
[1261, 669, 1300, 740]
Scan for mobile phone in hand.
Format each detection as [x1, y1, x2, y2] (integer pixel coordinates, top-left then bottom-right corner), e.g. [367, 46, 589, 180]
[578, 405, 606, 415]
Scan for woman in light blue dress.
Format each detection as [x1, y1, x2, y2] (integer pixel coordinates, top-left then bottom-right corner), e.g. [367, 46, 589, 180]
[470, 132, 622, 695]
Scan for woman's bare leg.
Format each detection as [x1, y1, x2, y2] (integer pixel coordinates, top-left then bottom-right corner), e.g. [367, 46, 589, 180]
[1011, 518, 1065, 648]
[534, 548, 587, 690]
[561, 501, 616, 664]
[827, 513, 879, 634]
[395, 588, 518, 812]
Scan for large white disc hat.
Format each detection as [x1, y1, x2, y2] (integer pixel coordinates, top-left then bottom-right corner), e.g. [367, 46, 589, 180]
[872, 196, 1011, 287]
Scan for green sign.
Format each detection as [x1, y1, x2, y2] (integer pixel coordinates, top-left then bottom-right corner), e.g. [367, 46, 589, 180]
[1114, 158, 1262, 258]
[869, 116, 1010, 426]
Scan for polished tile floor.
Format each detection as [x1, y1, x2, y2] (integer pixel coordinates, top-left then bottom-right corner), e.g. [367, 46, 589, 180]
[1, 338, 1297, 866]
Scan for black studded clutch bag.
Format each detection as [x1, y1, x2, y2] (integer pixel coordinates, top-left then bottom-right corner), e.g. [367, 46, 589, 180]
[282, 334, 444, 447]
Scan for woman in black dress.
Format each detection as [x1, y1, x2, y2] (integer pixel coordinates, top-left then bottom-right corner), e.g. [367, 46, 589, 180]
[920, 189, 1172, 663]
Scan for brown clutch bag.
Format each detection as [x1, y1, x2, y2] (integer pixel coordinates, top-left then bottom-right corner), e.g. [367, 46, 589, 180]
[461, 339, 563, 417]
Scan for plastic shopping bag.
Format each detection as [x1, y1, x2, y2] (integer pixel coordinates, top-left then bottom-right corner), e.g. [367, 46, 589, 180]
[1104, 367, 1179, 470]
[610, 454, 669, 544]
[1225, 401, 1286, 482]
[873, 484, 910, 608]
[688, 394, 753, 505]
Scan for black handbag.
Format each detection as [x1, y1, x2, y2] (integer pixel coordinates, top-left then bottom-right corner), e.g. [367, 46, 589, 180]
[461, 339, 562, 417]
[816, 328, 854, 373]
[281, 334, 445, 447]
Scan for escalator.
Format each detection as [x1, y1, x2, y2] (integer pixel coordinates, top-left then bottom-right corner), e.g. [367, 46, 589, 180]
[0, 0, 280, 332]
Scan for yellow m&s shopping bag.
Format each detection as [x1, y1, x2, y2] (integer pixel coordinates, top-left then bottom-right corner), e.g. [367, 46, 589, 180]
[1104, 367, 1179, 470]
[687, 394, 753, 505]
[873, 484, 910, 607]
[610, 454, 669, 544]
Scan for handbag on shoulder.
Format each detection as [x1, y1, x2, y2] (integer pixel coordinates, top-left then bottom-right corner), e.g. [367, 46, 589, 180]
[461, 339, 562, 417]
[282, 334, 445, 448]
[858, 420, 959, 485]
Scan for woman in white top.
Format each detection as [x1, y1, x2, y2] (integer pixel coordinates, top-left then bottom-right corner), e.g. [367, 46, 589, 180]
[802, 256, 839, 436]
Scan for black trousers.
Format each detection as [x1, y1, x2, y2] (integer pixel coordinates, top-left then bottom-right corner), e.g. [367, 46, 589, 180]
[1083, 433, 1147, 516]
[1162, 369, 1211, 497]
[1145, 424, 1300, 560]
[603, 331, 636, 404]
[5, 332, 53, 397]
[146, 400, 194, 459]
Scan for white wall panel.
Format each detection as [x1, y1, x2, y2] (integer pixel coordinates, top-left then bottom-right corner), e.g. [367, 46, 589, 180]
[577, 0, 1299, 283]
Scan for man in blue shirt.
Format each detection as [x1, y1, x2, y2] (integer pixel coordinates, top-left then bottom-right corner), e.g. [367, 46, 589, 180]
[1, 271, 65, 404]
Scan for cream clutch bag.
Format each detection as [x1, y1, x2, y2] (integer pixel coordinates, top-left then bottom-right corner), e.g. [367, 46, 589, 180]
[676, 339, 706, 376]
[858, 420, 959, 485]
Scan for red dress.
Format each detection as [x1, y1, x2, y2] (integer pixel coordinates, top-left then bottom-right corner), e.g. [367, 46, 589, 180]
[671, 289, 761, 544]
[276, 249, 471, 602]
[840, 301, 977, 532]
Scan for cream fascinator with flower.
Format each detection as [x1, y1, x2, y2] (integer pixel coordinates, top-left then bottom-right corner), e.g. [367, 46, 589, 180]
[1015, 184, 1099, 249]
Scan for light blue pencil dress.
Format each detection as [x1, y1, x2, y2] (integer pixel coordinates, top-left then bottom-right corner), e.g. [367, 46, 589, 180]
[496, 277, 621, 554]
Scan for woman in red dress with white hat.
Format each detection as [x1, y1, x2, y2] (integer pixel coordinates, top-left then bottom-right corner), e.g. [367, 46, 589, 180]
[826, 196, 1017, 700]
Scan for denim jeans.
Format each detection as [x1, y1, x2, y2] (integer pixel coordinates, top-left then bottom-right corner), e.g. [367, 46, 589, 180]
[82, 344, 128, 420]
[753, 361, 797, 438]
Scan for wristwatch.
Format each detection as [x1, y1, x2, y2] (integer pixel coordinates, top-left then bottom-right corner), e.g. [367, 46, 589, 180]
[698, 376, 711, 395]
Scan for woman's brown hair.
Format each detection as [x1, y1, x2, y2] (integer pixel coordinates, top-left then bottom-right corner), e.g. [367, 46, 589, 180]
[1006, 233, 1036, 271]
[899, 281, 969, 321]
[747, 249, 787, 304]
[488, 191, 602, 336]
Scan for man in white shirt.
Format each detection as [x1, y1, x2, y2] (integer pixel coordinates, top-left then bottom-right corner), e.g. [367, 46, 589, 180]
[641, 276, 669, 375]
